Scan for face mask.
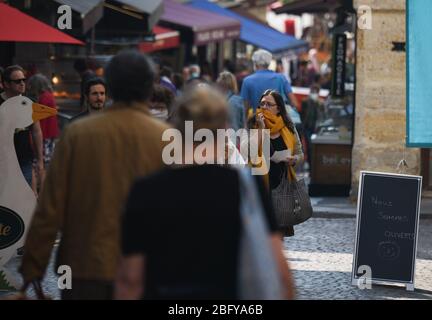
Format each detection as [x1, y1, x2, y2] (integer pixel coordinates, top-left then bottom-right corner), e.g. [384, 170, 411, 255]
[150, 108, 169, 120]
[310, 93, 319, 101]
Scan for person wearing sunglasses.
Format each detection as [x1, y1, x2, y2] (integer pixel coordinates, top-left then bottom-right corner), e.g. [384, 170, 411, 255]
[0, 65, 44, 192]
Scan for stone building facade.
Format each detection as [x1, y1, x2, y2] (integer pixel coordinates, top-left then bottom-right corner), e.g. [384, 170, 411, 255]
[351, 0, 420, 197]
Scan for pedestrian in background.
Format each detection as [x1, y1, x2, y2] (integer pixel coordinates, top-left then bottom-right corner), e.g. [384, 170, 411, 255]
[149, 84, 175, 122]
[172, 73, 184, 96]
[300, 84, 325, 170]
[74, 77, 107, 120]
[73, 58, 96, 108]
[115, 85, 295, 300]
[216, 71, 245, 131]
[20, 50, 170, 300]
[26, 74, 59, 172]
[1, 65, 44, 191]
[240, 49, 299, 115]
[187, 64, 202, 86]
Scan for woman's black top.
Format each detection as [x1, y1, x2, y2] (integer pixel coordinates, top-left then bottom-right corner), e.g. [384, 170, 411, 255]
[122, 165, 277, 300]
[269, 135, 288, 190]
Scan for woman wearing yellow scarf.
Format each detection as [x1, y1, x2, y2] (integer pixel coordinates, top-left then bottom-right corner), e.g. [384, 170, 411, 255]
[250, 90, 304, 237]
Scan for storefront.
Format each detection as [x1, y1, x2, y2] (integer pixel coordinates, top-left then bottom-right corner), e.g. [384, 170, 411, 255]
[272, 0, 356, 196]
[158, 0, 241, 72]
[187, 0, 309, 75]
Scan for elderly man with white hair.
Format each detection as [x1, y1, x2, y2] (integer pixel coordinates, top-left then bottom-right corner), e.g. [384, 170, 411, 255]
[240, 49, 299, 114]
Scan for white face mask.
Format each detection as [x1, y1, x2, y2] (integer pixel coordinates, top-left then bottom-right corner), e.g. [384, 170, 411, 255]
[149, 108, 169, 121]
[310, 93, 319, 101]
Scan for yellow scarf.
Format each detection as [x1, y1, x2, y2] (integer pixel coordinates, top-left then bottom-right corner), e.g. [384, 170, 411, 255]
[256, 108, 297, 181]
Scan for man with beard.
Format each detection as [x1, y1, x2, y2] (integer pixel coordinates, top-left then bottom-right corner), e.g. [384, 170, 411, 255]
[75, 77, 106, 120]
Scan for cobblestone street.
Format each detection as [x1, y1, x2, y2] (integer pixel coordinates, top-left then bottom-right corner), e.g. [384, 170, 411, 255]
[285, 218, 432, 300]
[1, 217, 431, 300]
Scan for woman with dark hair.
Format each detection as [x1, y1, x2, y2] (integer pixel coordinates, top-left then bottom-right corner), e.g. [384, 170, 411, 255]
[246, 90, 304, 237]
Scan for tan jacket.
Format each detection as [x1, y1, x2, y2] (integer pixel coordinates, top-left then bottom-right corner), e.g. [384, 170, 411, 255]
[20, 102, 170, 282]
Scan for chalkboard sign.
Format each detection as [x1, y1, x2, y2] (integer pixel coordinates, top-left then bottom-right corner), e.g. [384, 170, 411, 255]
[352, 171, 422, 290]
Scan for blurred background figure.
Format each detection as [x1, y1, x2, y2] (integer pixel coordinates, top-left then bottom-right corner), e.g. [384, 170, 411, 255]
[26, 74, 59, 172]
[300, 84, 325, 170]
[216, 71, 245, 131]
[241, 49, 299, 115]
[153, 57, 176, 95]
[115, 85, 295, 300]
[149, 84, 175, 122]
[172, 73, 185, 96]
[200, 61, 213, 83]
[73, 58, 96, 108]
[160, 66, 177, 95]
[187, 64, 202, 85]
[182, 66, 190, 82]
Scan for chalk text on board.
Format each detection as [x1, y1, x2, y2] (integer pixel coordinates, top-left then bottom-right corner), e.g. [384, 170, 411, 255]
[378, 212, 408, 222]
[384, 231, 415, 240]
[371, 196, 393, 207]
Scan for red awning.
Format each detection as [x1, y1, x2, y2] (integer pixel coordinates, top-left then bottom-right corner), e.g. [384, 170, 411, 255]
[0, 3, 83, 45]
[139, 25, 180, 53]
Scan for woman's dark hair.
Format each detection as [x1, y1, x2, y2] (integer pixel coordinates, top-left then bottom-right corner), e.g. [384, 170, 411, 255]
[253, 89, 295, 133]
[105, 50, 155, 104]
[84, 77, 106, 96]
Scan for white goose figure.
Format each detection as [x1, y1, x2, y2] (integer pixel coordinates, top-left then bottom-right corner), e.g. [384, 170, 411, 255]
[0, 96, 56, 290]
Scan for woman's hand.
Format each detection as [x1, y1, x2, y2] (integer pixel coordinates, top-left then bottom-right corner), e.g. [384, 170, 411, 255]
[285, 156, 297, 166]
[256, 113, 266, 129]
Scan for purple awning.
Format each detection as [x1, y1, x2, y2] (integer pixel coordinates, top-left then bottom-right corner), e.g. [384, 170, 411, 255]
[161, 0, 241, 45]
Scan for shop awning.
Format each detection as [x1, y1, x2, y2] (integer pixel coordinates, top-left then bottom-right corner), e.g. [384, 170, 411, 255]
[52, 0, 104, 34]
[161, 0, 241, 46]
[0, 3, 83, 44]
[187, 0, 308, 55]
[272, 0, 352, 15]
[104, 0, 164, 31]
[139, 26, 180, 53]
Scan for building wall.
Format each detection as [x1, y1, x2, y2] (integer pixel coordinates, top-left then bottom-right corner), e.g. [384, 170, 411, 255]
[351, 0, 420, 197]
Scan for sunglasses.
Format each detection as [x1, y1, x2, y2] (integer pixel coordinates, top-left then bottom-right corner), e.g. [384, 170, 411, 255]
[9, 78, 26, 84]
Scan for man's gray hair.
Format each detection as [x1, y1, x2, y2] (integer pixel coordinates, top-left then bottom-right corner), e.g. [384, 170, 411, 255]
[27, 73, 53, 99]
[252, 49, 273, 68]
